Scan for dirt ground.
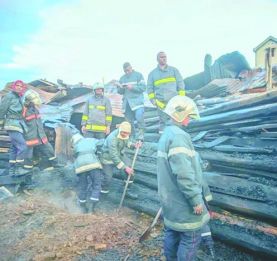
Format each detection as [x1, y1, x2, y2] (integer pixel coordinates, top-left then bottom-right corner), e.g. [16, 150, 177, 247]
[0, 185, 270, 261]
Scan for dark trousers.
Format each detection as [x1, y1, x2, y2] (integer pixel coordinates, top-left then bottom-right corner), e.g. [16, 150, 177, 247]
[77, 169, 102, 201]
[101, 163, 134, 192]
[7, 130, 27, 163]
[125, 102, 144, 138]
[25, 142, 56, 169]
[84, 131, 106, 139]
[164, 226, 202, 261]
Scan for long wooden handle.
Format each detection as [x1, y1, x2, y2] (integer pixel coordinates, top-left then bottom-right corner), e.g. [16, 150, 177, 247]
[118, 145, 140, 210]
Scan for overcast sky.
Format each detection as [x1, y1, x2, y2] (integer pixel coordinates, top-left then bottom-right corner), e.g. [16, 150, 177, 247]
[0, 0, 276, 87]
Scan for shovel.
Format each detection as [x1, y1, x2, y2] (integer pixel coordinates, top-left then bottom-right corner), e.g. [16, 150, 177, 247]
[139, 207, 162, 243]
[118, 145, 140, 210]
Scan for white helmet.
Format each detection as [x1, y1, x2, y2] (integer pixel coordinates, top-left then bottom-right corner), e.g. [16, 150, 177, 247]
[23, 90, 42, 106]
[93, 82, 104, 90]
[71, 133, 83, 145]
[164, 96, 200, 122]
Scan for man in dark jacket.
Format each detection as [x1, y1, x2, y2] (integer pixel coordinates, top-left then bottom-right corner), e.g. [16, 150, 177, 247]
[71, 132, 104, 213]
[0, 80, 29, 176]
[157, 95, 212, 261]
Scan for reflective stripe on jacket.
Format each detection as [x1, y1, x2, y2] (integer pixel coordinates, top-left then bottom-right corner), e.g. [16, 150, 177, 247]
[23, 105, 48, 147]
[147, 65, 185, 109]
[81, 95, 112, 132]
[73, 138, 103, 174]
[0, 91, 26, 133]
[118, 70, 146, 112]
[157, 124, 210, 232]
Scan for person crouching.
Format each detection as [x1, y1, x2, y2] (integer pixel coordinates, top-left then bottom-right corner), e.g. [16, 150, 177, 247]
[71, 132, 104, 213]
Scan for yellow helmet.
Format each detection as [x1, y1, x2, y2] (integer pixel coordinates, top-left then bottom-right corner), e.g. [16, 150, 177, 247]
[119, 121, 131, 133]
[164, 96, 200, 123]
[23, 90, 42, 106]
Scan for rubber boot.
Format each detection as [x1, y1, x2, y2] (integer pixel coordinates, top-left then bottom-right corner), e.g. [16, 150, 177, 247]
[79, 201, 88, 214]
[22, 174, 35, 190]
[87, 199, 98, 213]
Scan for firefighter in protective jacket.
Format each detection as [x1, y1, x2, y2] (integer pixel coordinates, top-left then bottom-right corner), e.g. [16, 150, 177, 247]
[71, 132, 104, 213]
[157, 95, 212, 260]
[0, 80, 29, 176]
[81, 82, 112, 139]
[22, 90, 59, 171]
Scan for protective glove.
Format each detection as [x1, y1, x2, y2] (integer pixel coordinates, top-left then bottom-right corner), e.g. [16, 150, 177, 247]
[193, 204, 203, 215]
[134, 140, 143, 149]
[124, 166, 134, 176]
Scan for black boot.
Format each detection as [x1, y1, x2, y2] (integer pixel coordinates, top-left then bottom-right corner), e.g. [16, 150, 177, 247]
[87, 199, 98, 213]
[79, 201, 88, 214]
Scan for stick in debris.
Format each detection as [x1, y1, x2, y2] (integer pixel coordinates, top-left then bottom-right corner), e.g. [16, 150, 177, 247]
[139, 207, 162, 243]
[118, 145, 140, 210]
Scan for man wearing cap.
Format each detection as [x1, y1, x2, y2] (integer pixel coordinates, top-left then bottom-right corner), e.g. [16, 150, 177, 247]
[157, 95, 212, 260]
[100, 121, 141, 199]
[81, 82, 112, 139]
[147, 52, 185, 132]
[115, 62, 145, 140]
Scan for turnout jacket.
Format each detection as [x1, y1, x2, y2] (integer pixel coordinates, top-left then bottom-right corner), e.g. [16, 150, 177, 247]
[157, 124, 212, 232]
[81, 95, 112, 133]
[118, 70, 146, 112]
[22, 104, 48, 146]
[147, 65, 185, 109]
[101, 129, 133, 169]
[0, 91, 27, 133]
[73, 138, 103, 174]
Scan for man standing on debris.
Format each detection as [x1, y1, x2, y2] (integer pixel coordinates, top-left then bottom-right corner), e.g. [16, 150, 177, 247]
[100, 121, 141, 199]
[0, 80, 29, 176]
[71, 132, 103, 213]
[147, 52, 185, 132]
[22, 90, 62, 172]
[81, 82, 112, 139]
[115, 62, 146, 140]
[157, 95, 211, 261]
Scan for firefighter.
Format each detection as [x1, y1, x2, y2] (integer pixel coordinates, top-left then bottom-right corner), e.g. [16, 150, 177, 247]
[22, 90, 60, 171]
[157, 95, 212, 261]
[115, 62, 146, 140]
[147, 51, 185, 132]
[81, 82, 112, 139]
[71, 132, 103, 213]
[0, 80, 29, 176]
[100, 121, 142, 199]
